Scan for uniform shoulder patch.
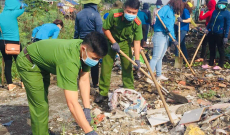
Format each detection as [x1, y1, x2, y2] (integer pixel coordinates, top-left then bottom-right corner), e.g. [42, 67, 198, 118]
[134, 18, 141, 26]
[114, 12, 123, 18]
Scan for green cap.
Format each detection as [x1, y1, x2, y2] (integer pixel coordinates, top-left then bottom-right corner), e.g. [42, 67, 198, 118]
[81, 0, 101, 4]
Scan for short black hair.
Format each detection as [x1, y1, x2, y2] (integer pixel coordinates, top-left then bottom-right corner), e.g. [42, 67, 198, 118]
[82, 32, 108, 57]
[124, 0, 140, 9]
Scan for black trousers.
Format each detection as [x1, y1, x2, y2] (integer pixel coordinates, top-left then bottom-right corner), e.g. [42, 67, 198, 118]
[200, 34, 209, 58]
[141, 24, 147, 47]
[0, 40, 22, 84]
[208, 33, 225, 67]
[91, 63, 99, 87]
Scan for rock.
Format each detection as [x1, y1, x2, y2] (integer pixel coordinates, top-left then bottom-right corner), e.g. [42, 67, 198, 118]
[215, 71, 221, 75]
[92, 108, 102, 116]
[219, 83, 226, 88]
[197, 99, 212, 106]
[57, 118, 63, 122]
[154, 100, 163, 109]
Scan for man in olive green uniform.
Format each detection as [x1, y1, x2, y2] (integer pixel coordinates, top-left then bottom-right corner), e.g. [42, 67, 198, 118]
[95, 0, 142, 103]
[16, 32, 108, 135]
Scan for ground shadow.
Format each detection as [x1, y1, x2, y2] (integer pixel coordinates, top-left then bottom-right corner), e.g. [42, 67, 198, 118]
[0, 105, 31, 135]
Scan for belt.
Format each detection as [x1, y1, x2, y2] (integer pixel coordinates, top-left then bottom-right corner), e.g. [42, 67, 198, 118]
[23, 48, 32, 63]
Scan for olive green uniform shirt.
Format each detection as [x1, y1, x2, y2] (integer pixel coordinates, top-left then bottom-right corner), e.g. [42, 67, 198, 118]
[103, 9, 143, 44]
[27, 39, 90, 91]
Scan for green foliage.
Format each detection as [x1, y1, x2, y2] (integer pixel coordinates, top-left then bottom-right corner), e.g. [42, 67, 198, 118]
[224, 62, 230, 69]
[23, 0, 50, 16]
[90, 114, 98, 131]
[197, 90, 216, 99]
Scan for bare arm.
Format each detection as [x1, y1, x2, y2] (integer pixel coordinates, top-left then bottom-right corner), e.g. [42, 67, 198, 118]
[103, 28, 116, 44]
[134, 40, 141, 60]
[182, 18, 192, 23]
[79, 71, 90, 109]
[64, 90, 92, 133]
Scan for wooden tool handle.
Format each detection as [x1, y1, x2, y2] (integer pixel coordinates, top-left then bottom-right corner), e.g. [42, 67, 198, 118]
[156, 14, 196, 75]
[1, 57, 4, 87]
[119, 50, 175, 125]
[190, 34, 206, 66]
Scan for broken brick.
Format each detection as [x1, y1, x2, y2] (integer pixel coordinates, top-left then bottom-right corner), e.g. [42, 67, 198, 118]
[178, 81, 186, 86]
[197, 99, 212, 106]
[219, 83, 226, 88]
[94, 114, 105, 124]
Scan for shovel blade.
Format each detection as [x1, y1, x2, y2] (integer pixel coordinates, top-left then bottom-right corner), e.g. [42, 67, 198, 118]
[174, 57, 183, 68]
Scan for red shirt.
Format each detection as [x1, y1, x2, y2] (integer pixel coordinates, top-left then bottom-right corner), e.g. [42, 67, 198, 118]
[199, 0, 216, 26]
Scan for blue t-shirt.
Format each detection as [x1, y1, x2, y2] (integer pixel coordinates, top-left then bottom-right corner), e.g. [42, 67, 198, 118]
[137, 10, 148, 25]
[180, 8, 190, 31]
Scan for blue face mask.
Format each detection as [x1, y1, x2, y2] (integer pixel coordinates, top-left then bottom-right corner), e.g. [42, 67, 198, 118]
[124, 13, 137, 21]
[82, 48, 99, 67]
[156, 5, 161, 9]
[218, 4, 226, 9]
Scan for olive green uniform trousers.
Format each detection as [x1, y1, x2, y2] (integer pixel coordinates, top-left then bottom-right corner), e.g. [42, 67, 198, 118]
[99, 41, 134, 96]
[16, 52, 50, 135]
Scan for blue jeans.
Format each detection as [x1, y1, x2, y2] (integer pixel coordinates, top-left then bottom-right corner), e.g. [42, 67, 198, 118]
[150, 32, 169, 77]
[175, 30, 188, 59]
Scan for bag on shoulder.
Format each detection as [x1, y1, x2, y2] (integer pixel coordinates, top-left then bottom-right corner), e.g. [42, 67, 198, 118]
[0, 26, 20, 55]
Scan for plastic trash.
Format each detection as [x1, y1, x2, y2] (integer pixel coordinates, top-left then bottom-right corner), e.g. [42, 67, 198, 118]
[184, 125, 205, 135]
[2, 120, 14, 126]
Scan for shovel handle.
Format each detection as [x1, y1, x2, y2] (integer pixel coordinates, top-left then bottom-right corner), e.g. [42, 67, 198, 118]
[156, 14, 196, 75]
[1, 57, 4, 87]
[119, 50, 175, 125]
[190, 34, 206, 67]
[178, 15, 180, 58]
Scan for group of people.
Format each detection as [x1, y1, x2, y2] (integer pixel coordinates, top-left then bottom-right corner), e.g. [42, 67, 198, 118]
[0, 0, 230, 134]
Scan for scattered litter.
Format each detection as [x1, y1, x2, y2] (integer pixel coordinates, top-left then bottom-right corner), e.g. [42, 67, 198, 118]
[2, 120, 14, 126]
[108, 88, 147, 117]
[219, 83, 226, 88]
[202, 114, 224, 123]
[184, 125, 205, 135]
[92, 108, 102, 116]
[147, 113, 178, 127]
[179, 108, 205, 124]
[131, 129, 149, 133]
[57, 118, 63, 122]
[209, 103, 230, 110]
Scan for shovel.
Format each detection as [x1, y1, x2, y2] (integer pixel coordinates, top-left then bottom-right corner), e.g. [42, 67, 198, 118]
[174, 15, 183, 68]
[190, 34, 206, 67]
[140, 50, 188, 104]
[1, 57, 4, 88]
[156, 14, 196, 75]
[119, 50, 175, 125]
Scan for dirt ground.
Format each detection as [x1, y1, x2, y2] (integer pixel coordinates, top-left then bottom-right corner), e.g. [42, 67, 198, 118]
[0, 34, 230, 135]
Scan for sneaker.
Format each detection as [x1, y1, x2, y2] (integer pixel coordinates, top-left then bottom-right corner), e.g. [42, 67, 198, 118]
[157, 75, 168, 81]
[202, 64, 211, 69]
[213, 66, 222, 70]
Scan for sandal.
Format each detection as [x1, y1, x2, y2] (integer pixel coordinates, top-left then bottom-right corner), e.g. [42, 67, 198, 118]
[195, 58, 204, 62]
[213, 66, 222, 70]
[8, 84, 16, 91]
[202, 64, 212, 69]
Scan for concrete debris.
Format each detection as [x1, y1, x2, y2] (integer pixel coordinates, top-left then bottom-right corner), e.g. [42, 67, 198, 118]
[147, 113, 178, 127]
[179, 108, 205, 124]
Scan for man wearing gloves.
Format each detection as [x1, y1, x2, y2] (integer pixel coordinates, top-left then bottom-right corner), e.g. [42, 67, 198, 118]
[95, 0, 143, 103]
[16, 32, 108, 135]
